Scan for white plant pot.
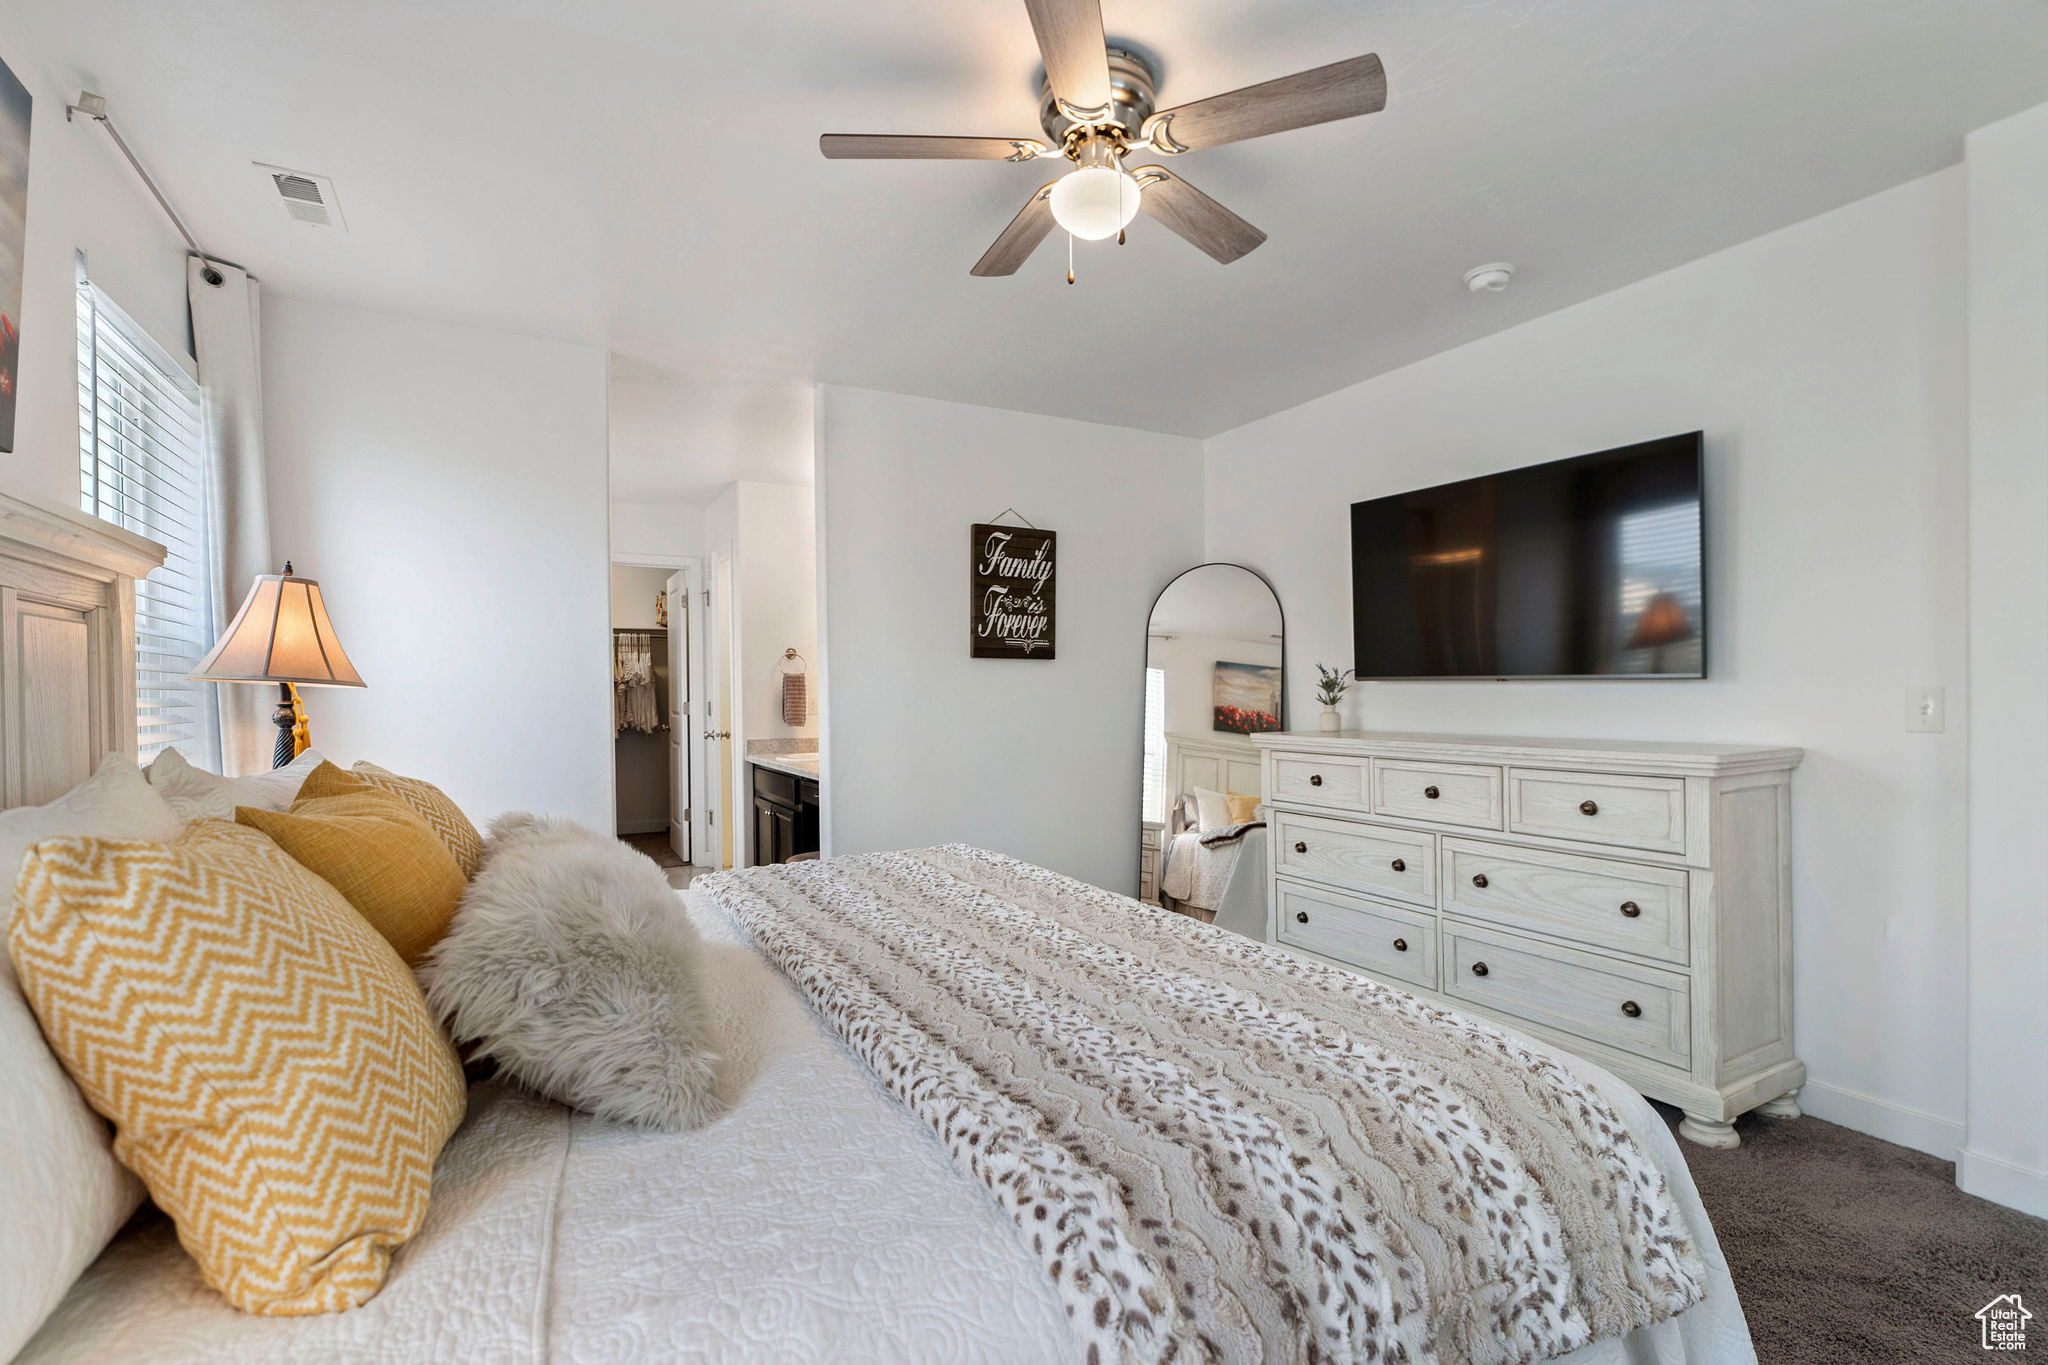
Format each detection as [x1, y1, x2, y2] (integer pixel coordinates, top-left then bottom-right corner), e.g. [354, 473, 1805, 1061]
[1318, 705, 1342, 732]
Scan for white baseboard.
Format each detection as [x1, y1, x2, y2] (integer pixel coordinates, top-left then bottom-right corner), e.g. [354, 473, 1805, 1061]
[1959, 1147, 2048, 1220]
[1796, 1080, 1964, 1161]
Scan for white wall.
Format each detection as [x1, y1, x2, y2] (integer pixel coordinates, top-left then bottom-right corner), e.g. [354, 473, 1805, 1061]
[818, 385, 1204, 891]
[610, 499, 705, 563]
[1205, 168, 1971, 1160]
[736, 481, 817, 745]
[0, 16, 188, 503]
[263, 295, 612, 830]
[610, 563, 671, 629]
[1962, 104, 2048, 1217]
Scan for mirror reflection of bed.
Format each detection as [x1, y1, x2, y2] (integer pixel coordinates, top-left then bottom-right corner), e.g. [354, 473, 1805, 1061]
[1139, 563, 1283, 940]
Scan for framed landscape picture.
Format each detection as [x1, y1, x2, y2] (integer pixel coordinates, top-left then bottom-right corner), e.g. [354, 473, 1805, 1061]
[1213, 660, 1281, 734]
[0, 55, 27, 453]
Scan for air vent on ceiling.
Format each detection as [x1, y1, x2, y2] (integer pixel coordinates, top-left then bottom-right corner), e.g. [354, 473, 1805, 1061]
[254, 163, 347, 232]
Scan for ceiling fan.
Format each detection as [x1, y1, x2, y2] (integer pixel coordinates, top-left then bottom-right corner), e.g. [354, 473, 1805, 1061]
[819, 0, 1386, 279]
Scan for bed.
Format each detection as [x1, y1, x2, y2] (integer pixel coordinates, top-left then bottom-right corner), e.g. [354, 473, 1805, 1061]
[2, 489, 1755, 1365]
[1158, 732, 1270, 939]
[22, 875, 1752, 1364]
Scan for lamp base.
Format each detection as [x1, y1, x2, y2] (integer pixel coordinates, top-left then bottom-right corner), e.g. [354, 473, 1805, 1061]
[273, 683, 295, 769]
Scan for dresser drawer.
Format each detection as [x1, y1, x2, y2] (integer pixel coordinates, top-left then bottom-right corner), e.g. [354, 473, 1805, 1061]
[1509, 769, 1686, 853]
[1278, 881, 1436, 991]
[1442, 839, 1690, 966]
[1442, 922, 1691, 1069]
[1373, 760, 1504, 830]
[1270, 753, 1368, 810]
[1271, 811, 1434, 907]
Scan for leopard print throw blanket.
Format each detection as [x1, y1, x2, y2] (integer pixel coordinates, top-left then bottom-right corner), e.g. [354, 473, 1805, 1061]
[698, 846, 1704, 1365]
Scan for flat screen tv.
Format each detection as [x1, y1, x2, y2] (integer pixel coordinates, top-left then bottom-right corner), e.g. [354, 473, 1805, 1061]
[1351, 432, 1705, 679]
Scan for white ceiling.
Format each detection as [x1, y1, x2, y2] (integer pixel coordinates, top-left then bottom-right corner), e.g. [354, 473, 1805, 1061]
[23, 0, 2048, 439]
[607, 357, 812, 505]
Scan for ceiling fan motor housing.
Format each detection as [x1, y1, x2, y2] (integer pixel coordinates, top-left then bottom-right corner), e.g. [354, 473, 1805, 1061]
[1039, 47, 1156, 151]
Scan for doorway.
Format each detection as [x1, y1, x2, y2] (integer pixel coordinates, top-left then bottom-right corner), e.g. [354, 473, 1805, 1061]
[611, 561, 698, 877]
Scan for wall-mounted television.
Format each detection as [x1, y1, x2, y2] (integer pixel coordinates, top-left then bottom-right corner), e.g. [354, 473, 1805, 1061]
[1350, 432, 1705, 680]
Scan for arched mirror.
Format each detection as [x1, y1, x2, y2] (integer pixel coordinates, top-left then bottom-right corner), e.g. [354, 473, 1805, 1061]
[1140, 564, 1283, 941]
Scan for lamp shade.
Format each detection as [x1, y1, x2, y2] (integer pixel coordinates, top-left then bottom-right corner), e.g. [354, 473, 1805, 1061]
[189, 571, 365, 687]
[1626, 592, 1694, 651]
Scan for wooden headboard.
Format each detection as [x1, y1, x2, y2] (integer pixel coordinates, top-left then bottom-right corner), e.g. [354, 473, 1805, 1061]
[0, 482, 164, 808]
[1165, 731, 1262, 807]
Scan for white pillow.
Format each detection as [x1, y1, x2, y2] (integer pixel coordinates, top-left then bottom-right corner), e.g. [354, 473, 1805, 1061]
[1192, 786, 1231, 833]
[145, 745, 325, 822]
[1, 755, 167, 1360]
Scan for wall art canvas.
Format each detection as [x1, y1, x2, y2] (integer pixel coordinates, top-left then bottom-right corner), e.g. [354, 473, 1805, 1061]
[1213, 660, 1281, 734]
[0, 56, 26, 452]
[970, 522, 1056, 659]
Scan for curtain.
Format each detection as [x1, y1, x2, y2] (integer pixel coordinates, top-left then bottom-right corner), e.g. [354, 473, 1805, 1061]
[187, 259, 275, 776]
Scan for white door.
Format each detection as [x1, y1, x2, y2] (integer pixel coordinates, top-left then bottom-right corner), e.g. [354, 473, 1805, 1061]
[710, 549, 736, 870]
[665, 571, 689, 862]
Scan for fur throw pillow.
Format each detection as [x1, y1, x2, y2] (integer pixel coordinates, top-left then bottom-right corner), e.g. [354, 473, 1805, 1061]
[419, 813, 721, 1131]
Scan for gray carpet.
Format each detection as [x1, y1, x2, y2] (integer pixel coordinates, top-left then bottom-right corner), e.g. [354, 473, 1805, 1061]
[1652, 1102, 2047, 1362]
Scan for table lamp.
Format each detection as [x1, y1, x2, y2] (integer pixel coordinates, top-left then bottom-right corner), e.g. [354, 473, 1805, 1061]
[1627, 591, 1694, 673]
[189, 562, 366, 768]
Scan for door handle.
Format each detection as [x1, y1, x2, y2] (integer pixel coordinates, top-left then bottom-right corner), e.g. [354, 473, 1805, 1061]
[704, 729, 730, 740]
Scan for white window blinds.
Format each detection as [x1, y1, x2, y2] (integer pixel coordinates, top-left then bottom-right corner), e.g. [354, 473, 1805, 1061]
[1142, 666, 1167, 824]
[77, 270, 220, 768]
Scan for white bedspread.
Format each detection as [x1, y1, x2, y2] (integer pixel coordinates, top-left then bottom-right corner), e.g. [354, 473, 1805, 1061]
[16, 892, 1752, 1365]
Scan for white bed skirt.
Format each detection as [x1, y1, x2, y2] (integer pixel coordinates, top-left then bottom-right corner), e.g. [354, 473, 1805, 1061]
[18, 891, 1753, 1365]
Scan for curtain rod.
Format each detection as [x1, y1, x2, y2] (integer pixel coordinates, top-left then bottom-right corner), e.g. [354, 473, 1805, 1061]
[66, 91, 244, 286]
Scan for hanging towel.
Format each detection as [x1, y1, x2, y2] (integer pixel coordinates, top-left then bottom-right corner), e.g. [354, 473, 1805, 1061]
[781, 671, 807, 727]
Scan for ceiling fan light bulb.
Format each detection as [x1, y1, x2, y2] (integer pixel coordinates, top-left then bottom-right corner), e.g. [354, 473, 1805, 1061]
[1050, 166, 1141, 242]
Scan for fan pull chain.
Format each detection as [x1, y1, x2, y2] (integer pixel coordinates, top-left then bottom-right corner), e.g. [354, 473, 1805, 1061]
[1067, 231, 1074, 285]
[1117, 157, 1125, 245]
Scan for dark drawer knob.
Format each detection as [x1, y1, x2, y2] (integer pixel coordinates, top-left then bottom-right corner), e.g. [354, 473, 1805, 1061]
[1620, 901, 1641, 918]
[1424, 785, 1440, 799]
[1580, 799, 1599, 816]
[1309, 774, 1323, 787]
[1621, 1000, 1642, 1018]
[1294, 841, 1308, 854]
[1471, 961, 1489, 977]
[1392, 937, 1407, 952]
[1390, 858, 1406, 872]
[1295, 911, 1309, 924]
[1471, 873, 1489, 888]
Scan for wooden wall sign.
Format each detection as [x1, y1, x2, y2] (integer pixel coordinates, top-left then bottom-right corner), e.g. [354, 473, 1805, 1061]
[970, 522, 1056, 659]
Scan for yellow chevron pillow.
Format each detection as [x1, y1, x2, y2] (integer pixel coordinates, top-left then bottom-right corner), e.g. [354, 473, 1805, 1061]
[7, 819, 466, 1316]
[351, 761, 484, 879]
[237, 763, 466, 965]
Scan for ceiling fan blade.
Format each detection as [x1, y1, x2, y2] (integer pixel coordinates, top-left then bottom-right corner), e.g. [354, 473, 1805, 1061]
[1022, 0, 1113, 118]
[971, 183, 1060, 277]
[820, 134, 1051, 161]
[1143, 53, 1386, 154]
[1131, 167, 1266, 264]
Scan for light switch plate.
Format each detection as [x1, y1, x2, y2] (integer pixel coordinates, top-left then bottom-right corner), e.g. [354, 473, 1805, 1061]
[1905, 685, 1945, 733]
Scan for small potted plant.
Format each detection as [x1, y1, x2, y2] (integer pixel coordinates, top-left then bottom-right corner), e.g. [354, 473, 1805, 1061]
[1314, 664, 1353, 732]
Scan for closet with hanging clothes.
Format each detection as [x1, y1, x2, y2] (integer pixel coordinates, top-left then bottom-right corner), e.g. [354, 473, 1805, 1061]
[611, 562, 678, 840]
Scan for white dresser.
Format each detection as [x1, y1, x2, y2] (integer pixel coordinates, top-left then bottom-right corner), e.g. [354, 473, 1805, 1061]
[1250, 731, 1803, 1147]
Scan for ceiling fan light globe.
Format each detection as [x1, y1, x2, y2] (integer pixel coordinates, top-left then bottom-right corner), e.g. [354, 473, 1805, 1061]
[1050, 166, 1141, 241]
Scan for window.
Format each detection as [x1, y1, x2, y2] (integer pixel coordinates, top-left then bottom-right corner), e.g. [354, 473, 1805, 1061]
[1615, 501, 1704, 675]
[1141, 666, 1166, 823]
[77, 268, 219, 767]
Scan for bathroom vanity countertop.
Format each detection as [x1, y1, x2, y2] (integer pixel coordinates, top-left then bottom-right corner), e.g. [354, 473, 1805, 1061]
[749, 753, 819, 779]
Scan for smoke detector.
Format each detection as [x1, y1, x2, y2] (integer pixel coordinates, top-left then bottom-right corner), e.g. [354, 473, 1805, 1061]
[255, 163, 347, 231]
[1464, 262, 1514, 294]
